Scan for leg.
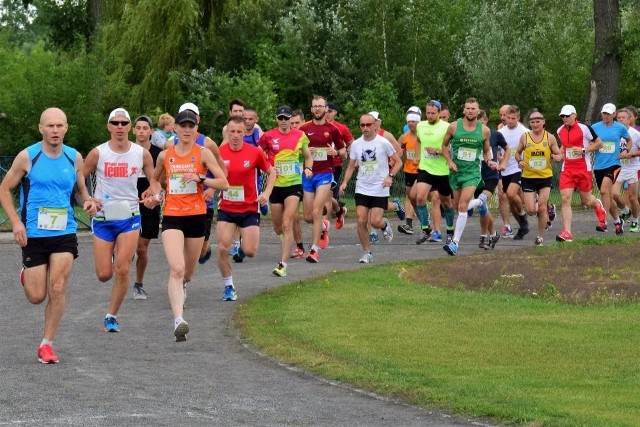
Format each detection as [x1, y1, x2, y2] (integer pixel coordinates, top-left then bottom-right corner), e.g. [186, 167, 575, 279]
[216, 221, 237, 279]
[135, 237, 151, 284]
[560, 188, 574, 234]
[42, 253, 74, 341]
[108, 230, 139, 315]
[161, 229, 186, 318]
[356, 205, 371, 252]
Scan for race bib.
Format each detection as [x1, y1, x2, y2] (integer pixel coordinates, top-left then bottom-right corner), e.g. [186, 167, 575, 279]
[168, 174, 197, 194]
[457, 147, 477, 162]
[37, 207, 67, 230]
[528, 157, 547, 170]
[224, 186, 245, 202]
[312, 147, 328, 161]
[621, 158, 630, 166]
[565, 147, 583, 160]
[361, 160, 378, 174]
[600, 142, 616, 154]
[276, 161, 299, 176]
[406, 150, 415, 160]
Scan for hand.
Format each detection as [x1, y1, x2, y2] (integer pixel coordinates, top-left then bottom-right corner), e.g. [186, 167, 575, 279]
[203, 187, 215, 202]
[183, 173, 199, 183]
[326, 145, 337, 156]
[382, 176, 393, 188]
[12, 221, 27, 247]
[83, 199, 99, 216]
[304, 168, 313, 179]
[339, 184, 346, 196]
[448, 161, 458, 172]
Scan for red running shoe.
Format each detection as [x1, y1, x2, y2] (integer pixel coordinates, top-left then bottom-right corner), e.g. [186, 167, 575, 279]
[37, 344, 59, 364]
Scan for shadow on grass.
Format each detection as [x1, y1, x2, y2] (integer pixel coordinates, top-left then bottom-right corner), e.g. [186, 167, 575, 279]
[405, 238, 640, 305]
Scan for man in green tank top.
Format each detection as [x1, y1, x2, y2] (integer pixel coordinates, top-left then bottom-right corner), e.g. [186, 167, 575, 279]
[441, 97, 497, 255]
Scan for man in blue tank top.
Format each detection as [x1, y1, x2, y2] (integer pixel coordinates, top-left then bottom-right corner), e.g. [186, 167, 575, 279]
[0, 108, 99, 363]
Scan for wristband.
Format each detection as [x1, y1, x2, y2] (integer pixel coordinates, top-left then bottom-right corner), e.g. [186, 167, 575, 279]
[305, 167, 312, 172]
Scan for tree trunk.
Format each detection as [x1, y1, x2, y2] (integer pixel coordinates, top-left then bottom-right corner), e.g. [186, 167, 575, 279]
[85, 0, 103, 51]
[583, 0, 621, 124]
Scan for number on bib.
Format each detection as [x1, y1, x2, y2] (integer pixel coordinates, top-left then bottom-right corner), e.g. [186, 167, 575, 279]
[37, 207, 67, 230]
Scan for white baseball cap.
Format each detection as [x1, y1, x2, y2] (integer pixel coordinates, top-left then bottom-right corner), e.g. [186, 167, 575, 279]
[108, 108, 130, 122]
[558, 105, 577, 116]
[601, 103, 616, 114]
[178, 102, 200, 116]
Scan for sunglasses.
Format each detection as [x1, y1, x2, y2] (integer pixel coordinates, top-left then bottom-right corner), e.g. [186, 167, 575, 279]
[276, 116, 290, 121]
[359, 122, 374, 128]
[559, 115, 571, 119]
[109, 121, 130, 126]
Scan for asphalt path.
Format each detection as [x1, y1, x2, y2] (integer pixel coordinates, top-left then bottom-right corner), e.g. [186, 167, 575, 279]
[0, 209, 604, 426]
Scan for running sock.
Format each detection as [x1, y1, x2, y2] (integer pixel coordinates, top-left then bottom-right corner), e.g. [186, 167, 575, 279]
[279, 261, 287, 268]
[468, 198, 482, 210]
[416, 204, 430, 228]
[174, 316, 184, 327]
[406, 218, 413, 228]
[322, 222, 327, 231]
[106, 313, 116, 319]
[223, 276, 234, 288]
[614, 217, 621, 224]
[444, 207, 455, 228]
[134, 282, 143, 288]
[41, 338, 53, 347]
[453, 212, 468, 243]
[311, 244, 319, 252]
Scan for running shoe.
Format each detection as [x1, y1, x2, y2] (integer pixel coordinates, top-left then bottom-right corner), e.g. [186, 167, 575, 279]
[319, 219, 330, 249]
[467, 207, 474, 217]
[445, 233, 454, 244]
[630, 222, 639, 233]
[397, 223, 413, 234]
[545, 221, 552, 230]
[594, 198, 607, 224]
[428, 230, 443, 243]
[596, 222, 608, 232]
[133, 285, 148, 300]
[416, 229, 430, 245]
[306, 248, 319, 263]
[478, 235, 487, 249]
[104, 316, 120, 333]
[615, 222, 624, 236]
[555, 230, 573, 242]
[547, 203, 556, 222]
[500, 224, 513, 238]
[358, 252, 373, 264]
[20, 267, 25, 287]
[443, 241, 458, 256]
[382, 219, 394, 243]
[369, 231, 379, 244]
[229, 240, 240, 256]
[513, 226, 530, 240]
[488, 232, 500, 249]
[260, 203, 269, 216]
[393, 198, 406, 221]
[619, 206, 630, 222]
[37, 344, 59, 364]
[198, 246, 212, 264]
[534, 237, 544, 246]
[335, 205, 347, 229]
[290, 247, 305, 259]
[232, 247, 246, 263]
[272, 262, 287, 277]
[223, 285, 237, 301]
[174, 319, 189, 342]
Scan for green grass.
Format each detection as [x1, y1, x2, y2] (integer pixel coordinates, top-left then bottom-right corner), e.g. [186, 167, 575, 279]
[236, 262, 640, 427]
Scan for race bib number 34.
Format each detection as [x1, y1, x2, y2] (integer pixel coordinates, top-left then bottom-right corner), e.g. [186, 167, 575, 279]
[38, 207, 67, 230]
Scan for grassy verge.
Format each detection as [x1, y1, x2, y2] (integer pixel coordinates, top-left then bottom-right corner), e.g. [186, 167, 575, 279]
[236, 240, 640, 427]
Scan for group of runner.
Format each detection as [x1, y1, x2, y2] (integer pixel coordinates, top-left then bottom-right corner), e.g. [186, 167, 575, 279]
[4, 96, 639, 362]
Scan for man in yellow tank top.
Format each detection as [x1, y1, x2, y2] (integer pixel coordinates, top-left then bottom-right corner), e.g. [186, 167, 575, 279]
[514, 111, 563, 246]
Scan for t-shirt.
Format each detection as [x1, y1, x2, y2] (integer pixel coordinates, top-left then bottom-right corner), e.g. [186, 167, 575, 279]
[400, 131, 419, 174]
[591, 121, 630, 170]
[557, 123, 598, 172]
[299, 121, 344, 174]
[349, 135, 396, 197]
[258, 127, 310, 187]
[329, 120, 354, 168]
[482, 129, 507, 180]
[621, 127, 640, 172]
[499, 122, 529, 176]
[416, 119, 449, 175]
[219, 143, 271, 213]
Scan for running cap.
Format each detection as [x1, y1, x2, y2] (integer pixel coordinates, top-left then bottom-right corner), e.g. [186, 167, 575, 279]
[559, 105, 577, 116]
[108, 108, 130, 122]
[327, 102, 338, 113]
[134, 115, 154, 127]
[601, 103, 616, 114]
[175, 110, 198, 125]
[276, 106, 293, 118]
[368, 111, 381, 122]
[178, 102, 200, 116]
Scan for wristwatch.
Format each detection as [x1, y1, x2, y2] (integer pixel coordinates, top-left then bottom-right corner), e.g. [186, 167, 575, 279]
[199, 175, 206, 183]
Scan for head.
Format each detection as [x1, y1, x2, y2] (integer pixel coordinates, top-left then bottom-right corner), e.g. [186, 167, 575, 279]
[178, 103, 201, 125]
[425, 100, 441, 124]
[499, 104, 510, 126]
[226, 116, 245, 147]
[310, 95, 327, 121]
[439, 103, 450, 122]
[290, 110, 304, 129]
[600, 103, 616, 125]
[229, 98, 245, 118]
[527, 110, 545, 131]
[243, 108, 259, 132]
[359, 114, 377, 139]
[406, 112, 420, 132]
[157, 113, 175, 132]
[616, 109, 630, 128]
[505, 105, 520, 129]
[174, 110, 198, 143]
[275, 105, 293, 132]
[133, 115, 153, 143]
[107, 108, 132, 140]
[559, 105, 577, 126]
[463, 98, 480, 121]
[477, 109, 488, 125]
[325, 102, 338, 123]
[625, 106, 638, 125]
[39, 107, 68, 147]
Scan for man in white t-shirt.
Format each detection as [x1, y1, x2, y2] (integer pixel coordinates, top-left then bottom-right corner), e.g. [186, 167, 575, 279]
[498, 105, 530, 240]
[339, 113, 402, 264]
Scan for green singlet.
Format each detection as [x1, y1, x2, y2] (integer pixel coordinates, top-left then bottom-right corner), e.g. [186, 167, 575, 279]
[449, 118, 484, 190]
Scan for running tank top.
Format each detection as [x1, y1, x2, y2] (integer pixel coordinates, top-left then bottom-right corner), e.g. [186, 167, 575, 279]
[451, 119, 484, 174]
[163, 143, 207, 216]
[20, 143, 78, 237]
[522, 131, 553, 179]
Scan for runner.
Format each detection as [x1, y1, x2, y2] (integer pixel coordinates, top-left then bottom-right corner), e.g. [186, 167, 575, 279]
[397, 109, 421, 234]
[258, 106, 312, 277]
[612, 108, 640, 232]
[441, 98, 497, 255]
[150, 109, 228, 342]
[339, 113, 402, 263]
[515, 111, 563, 246]
[216, 116, 276, 299]
[555, 104, 607, 242]
[289, 109, 307, 258]
[325, 102, 353, 229]
[0, 107, 99, 363]
[83, 108, 161, 333]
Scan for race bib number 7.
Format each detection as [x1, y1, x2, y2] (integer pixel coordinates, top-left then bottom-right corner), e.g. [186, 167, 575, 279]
[38, 207, 67, 230]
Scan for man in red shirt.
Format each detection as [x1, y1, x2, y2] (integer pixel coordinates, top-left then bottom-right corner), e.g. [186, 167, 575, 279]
[325, 102, 354, 229]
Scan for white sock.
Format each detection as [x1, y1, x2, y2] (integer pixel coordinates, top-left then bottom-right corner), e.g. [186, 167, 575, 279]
[106, 313, 116, 319]
[174, 316, 184, 327]
[468, 198, 482, 210]
[40, 338, 53, 347]
[453, 212, 468, 243]
[223, 276, 234, 288]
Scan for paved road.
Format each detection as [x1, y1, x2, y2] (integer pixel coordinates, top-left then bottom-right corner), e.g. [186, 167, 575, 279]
[0, 210, 604, 426]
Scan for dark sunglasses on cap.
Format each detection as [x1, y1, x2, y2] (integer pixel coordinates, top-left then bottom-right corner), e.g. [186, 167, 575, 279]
[109, 121, 130, 126]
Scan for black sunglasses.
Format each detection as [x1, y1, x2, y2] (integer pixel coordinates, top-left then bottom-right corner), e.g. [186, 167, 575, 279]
[109, 121, 130, 126]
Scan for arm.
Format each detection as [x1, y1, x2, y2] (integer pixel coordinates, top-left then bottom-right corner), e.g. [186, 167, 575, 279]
[258, 166, 276, 206]
[205, 137, 228, 176]
[441, 122, 457, 172]
[384, 152, 403, 188]
[302, 147, 314, 179]
[73, 152, 100, 215]
[0, 151, 30, 246]
[338, 158, 357, 196]
[482, 126, 498, 170]
[82, 147, 99, 178]
[514, 133, 526, 165]
[201, 148, 229, 191]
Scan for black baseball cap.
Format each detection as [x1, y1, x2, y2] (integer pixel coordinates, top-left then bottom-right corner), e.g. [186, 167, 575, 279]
[276, 106, 293, 118]
[134, 115, 154, 127]
[176, 110, 198, 125]
[327, 102, 338, 113]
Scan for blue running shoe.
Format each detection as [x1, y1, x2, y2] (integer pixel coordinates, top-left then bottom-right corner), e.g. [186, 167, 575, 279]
[104, 316, 120, 333]
[443, 241, 458, 256]
[369, 231, 379, 244]
[233, 247, 246, 263]
[393, 198, 406, 221]
[229, 240, 240, 256]
[467, 207, 474, 217]
[428, 230, 443, 242]
[223, 285, 237, 301]
[198, 246, 212, 265]
[260, 203, 269, 216]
